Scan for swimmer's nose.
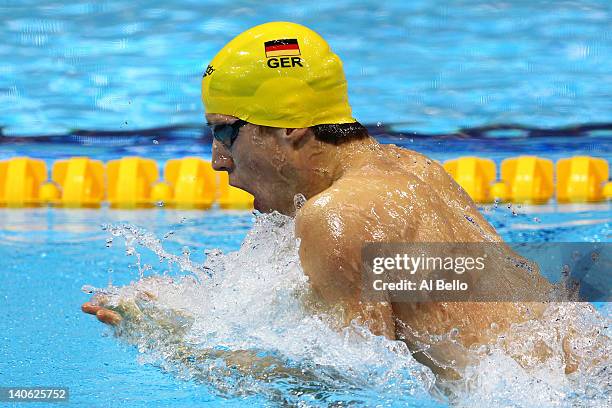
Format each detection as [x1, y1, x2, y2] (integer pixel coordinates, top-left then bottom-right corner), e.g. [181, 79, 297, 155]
[212, 140, 235, 172]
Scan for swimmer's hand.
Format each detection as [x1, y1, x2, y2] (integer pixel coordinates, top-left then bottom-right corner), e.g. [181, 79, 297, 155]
[81, 290, 158, 326]
[82, 289, 194, 345]
[81, 294, 124, 325]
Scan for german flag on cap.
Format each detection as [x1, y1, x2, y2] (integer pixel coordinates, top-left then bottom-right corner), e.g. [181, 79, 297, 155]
[264, 39, 301, 58]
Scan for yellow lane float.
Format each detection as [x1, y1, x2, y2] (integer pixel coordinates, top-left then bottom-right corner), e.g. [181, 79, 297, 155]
[0, 157, 47, 207]
[604, 181, 612, 200]
[556, 156, 609, 203]
[107, 157, 159, 208]
[157, 157, 216, 209]
[443, 157, 496, 203]
[0, 155, 608, 208]
[52, 157, 105, 207]
[500, 156, 554, 204]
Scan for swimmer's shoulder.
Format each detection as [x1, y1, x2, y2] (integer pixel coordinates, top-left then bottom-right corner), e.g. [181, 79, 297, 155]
[373, 144, 476, 203]
[295, 181, 372, 237]
[300, 175, 386, 215]
[296, 183, 354, 226]
[346, 143, 452, 187]
[296, 175, 403, 238]
[384, 145, 452, 182]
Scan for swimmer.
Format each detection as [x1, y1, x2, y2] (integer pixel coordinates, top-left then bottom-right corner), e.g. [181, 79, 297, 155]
[83, 22, 597, 381]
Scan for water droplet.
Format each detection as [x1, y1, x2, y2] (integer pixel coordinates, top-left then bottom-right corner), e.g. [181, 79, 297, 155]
[562, 264, 571, 277]
[153, 139, 159, 145]
[293, 193, 307, 210]
[105, 237, 114, 248]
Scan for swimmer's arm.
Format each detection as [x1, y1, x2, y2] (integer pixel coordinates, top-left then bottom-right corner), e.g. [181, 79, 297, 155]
[82, 295, 314, 380]
[82, 292, 194, 339]
[295, 203, 396, 340]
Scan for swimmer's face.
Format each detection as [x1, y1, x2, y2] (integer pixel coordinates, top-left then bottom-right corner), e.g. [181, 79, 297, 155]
[207, 113, 304, 215]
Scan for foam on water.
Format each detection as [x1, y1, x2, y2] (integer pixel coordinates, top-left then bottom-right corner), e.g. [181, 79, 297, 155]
[85, 212, 611, 407]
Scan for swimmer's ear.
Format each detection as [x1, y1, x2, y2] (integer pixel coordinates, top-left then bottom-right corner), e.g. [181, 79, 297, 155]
[283, 127, 310, 148]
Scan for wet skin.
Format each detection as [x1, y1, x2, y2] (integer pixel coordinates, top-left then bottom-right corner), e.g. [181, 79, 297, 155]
[83, 113, 564, 377]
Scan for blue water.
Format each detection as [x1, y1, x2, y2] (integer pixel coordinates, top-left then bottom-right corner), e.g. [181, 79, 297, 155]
[0, 210, 259, 407]
[1, 0, 611, 135]
[0, 1, 611, 407]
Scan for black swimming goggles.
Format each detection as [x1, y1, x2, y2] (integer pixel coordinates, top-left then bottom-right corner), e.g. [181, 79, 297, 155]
[208, 119, 248, 149]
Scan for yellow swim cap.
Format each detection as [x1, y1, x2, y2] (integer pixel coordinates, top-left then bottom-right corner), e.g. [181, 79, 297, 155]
[201, 21, 355, 128]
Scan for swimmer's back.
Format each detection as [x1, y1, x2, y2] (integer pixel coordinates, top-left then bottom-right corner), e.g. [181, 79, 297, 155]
[318, 143, 501, 243]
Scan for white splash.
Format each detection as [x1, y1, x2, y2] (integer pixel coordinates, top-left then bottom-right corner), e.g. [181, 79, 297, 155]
[86, 212, 611, 407]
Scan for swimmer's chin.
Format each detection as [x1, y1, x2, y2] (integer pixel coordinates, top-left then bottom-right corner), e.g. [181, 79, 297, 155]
[253, 198, 274, 213]
[252, 197, 289, 215]
[227, 182, 269, 213]
[253, 197, 263, 212]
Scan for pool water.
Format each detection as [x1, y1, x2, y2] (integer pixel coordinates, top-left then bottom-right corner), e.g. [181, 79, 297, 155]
[1, 0, 611, 407]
